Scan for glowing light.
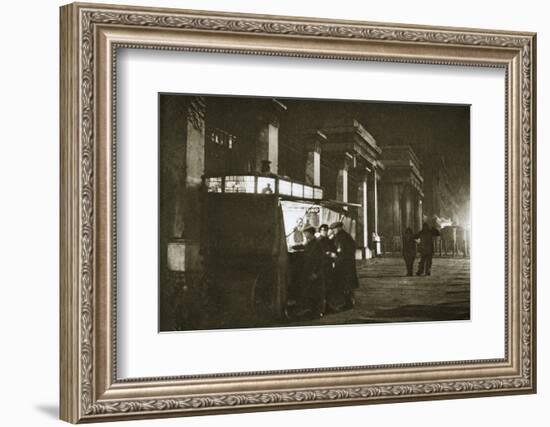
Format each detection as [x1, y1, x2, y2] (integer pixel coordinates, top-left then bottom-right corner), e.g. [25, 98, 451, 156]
[224, 175, 255, 193]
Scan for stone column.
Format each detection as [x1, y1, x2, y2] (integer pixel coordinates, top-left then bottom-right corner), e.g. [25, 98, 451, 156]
[255, 99, 286, 174]
[304, 130, 326, 186]
[417, 196, 423, 229]
[336, 154, 352, 203]
[403, 184, 414, 231]
[373, 169, 379, 235]
[363, 177, 368, 248]
[167, 96, 206, 274]
[358, 172, 370, 257]
[392, 183, 401, 237]
[159, 95, 207, 330]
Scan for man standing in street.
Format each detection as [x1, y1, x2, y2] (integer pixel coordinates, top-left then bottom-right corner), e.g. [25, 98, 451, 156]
[402, 227, 417, 276]
[317, 224, 338, 312]
[330, 221, 359, 309]
[414, 222, 440, 276]
[301, 226, 326, 318]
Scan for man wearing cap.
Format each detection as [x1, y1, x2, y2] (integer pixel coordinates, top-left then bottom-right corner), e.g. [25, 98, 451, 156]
[330, 221, 359, 309]
[300, 225, 326, 318]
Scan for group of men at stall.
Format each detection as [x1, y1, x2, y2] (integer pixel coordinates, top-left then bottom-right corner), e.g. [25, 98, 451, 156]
[298, 221, 359, 319]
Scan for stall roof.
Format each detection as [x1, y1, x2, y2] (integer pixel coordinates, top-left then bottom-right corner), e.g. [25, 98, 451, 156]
[320, 199, 362, 209]
[279, 196, 361, 209]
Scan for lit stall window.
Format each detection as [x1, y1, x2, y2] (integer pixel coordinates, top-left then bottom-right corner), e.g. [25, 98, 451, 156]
[292, 182, 304, 198]
[279, 179, 292, 196]
[303, 185, 314, 199]
[205, 177, 223, 193]
[257, 177, 276, 194]
[314, 187, 323, 200]
[224, 176, 255, 193]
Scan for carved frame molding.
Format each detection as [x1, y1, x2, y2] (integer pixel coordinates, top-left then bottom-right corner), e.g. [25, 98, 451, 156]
[60, 2, 536, 423]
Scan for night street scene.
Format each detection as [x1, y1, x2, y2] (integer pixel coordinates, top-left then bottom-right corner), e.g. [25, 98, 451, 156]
[159, 94, 470, 332]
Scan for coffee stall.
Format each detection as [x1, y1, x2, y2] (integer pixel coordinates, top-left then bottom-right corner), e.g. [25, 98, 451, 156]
[202, 173, 357, 327]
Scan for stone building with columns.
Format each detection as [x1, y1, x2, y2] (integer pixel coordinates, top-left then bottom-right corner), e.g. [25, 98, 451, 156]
[319, 119, 384, 258]
[379, 145, 424, 252]
[159, 95, 292, 329]
[159, 95, 428, 274]
[158, 94, 427, 328]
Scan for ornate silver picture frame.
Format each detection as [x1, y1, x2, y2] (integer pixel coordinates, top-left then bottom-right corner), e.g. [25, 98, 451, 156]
[60, 2, 536, 423]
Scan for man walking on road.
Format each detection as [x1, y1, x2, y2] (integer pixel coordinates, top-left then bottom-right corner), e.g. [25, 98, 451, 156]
[317, 224, 339, 312]
[402, 227, 417, 276]
[301, 226, 326, 318]
[330, 221, 359, 309]
[414, 222, 440, 276]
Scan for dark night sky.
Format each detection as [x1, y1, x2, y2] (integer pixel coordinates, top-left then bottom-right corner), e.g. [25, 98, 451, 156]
[201, 93, 470, 207]
[280, 98, 471, 201]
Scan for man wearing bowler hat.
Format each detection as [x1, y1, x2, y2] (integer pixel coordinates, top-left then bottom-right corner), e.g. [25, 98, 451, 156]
[330, 221, 359, 309]
[300, 225, 326, 318]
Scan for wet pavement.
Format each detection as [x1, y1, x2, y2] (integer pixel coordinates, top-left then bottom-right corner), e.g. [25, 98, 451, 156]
[291, 255, 470, 326]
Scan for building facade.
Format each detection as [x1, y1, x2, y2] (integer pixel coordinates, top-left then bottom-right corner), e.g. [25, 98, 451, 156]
[379, 145, 424, 252]
[158, 94, 432, 328]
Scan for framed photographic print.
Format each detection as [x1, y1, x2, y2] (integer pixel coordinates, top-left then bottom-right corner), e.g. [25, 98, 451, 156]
[60, 2, 537, 423]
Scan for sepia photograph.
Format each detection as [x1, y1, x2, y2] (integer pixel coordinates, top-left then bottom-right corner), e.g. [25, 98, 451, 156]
[159, 94, 471, 332]
[56, 2, 536, 422]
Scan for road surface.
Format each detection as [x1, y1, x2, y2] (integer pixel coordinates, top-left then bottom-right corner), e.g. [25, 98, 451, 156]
[291, 255, 470, 326]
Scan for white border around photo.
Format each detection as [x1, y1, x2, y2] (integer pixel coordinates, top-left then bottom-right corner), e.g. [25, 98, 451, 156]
[116, 48, 505, 379]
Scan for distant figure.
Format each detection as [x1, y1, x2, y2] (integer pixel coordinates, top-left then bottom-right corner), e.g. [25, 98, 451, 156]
[317, 224, 338, 312]
[261, 182, 273, 194]
[330, 221, 359, 309]
[301, 226, 325, 317]
[402, 227, 417, 276]
[440, 226, 458, 256]
[414, 222, 441, 276]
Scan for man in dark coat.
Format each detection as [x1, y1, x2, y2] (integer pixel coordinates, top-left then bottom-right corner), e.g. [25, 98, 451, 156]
[402, 227, 416, 276]
[330, 221, 359, 309]
[414, 222, 440, 276]
[301, 226, 326, 317]
[317, 224, 339, 311]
